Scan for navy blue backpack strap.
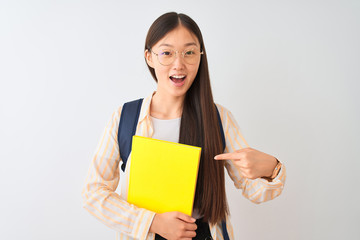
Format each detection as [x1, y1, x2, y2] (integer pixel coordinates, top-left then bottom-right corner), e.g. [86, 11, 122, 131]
[215, 104, 230, 240]
[118, 98, 143, 172]
[222, 220, 230, 240]
[215, 104, 226, 152]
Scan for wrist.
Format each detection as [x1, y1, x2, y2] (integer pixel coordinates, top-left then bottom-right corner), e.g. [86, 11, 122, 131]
[149, 213, 159, 234]
[149, 213, 165, 235]
[262, 158, 281, 181]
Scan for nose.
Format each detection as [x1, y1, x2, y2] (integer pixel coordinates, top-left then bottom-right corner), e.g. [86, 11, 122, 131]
[171, 51, 185, 69]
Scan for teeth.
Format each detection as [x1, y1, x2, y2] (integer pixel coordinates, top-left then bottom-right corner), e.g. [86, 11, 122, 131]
[171, 75, 185, 79]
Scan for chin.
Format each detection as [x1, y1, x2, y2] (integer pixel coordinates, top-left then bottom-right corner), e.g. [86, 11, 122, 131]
[169, 87, 189, 98]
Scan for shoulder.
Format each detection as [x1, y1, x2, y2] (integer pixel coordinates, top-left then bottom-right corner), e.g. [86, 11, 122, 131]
[214, 103, 235, 122]
[113, 96, 150, 123]
[214, 102, 243, 132]
[215, 103, 230, 113]
[106, 106, 122, 129]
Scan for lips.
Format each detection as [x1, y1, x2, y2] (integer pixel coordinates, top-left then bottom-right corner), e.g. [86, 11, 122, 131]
[169, 75, 186, 87]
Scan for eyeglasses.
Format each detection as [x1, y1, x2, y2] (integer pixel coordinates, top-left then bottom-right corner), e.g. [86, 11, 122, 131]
[151, 48, 204, 66]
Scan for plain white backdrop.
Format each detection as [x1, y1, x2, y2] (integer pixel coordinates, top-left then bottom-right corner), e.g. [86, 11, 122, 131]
[1, 0, 359, 239]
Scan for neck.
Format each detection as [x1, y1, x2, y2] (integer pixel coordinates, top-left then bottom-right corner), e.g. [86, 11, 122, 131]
[150, 91, 185, 120]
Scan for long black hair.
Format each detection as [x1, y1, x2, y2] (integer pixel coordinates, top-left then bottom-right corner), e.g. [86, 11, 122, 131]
[144, 12, 228, 224]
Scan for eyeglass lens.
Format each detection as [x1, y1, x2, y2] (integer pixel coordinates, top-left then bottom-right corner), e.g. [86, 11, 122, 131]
[157, 49, 202, 65]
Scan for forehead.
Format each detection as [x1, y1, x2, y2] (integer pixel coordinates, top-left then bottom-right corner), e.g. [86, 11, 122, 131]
[154, 25, 200, 49]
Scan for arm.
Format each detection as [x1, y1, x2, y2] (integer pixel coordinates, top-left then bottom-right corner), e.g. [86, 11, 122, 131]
[214, 104, 286, 204]
[82, 107, 197, 239]
[82, 107, 155, 239]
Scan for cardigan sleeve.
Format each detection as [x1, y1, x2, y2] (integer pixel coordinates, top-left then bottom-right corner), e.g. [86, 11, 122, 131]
[82, 107, 155, 239]
[216, 104, 286, 204]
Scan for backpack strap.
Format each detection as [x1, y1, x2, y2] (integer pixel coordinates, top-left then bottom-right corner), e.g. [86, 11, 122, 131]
[118, 98, 143, 172]
[215, 106, 230, 240]
[215, 104, 226, 152]
[222, 219, 230, 240]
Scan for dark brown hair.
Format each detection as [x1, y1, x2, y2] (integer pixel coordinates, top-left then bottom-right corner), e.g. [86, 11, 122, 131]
[144, 12, 228, 224]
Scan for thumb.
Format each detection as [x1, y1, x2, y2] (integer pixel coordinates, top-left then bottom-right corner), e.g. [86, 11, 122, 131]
[175, 212, 196, 223]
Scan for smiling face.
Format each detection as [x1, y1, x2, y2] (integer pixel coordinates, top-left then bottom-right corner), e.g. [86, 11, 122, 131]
[145, 25, 202, 99]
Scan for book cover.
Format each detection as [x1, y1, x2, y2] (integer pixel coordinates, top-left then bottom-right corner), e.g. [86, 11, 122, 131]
[128, 136, 201, 216]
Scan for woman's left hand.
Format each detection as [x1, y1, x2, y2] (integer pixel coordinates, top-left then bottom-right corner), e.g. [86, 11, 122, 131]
[214, 148, 278, 180]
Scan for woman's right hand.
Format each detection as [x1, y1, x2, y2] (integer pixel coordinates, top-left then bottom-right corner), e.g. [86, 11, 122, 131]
[149, 211, 197, 240]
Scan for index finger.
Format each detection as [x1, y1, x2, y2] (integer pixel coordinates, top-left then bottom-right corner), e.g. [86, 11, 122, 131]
[175, 212, 196, 223]
[214, 152, 239, 160]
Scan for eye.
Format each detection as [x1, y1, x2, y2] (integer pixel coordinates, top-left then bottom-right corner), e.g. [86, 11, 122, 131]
[185, 50, 195, 56]
[159, 50, 172, 56]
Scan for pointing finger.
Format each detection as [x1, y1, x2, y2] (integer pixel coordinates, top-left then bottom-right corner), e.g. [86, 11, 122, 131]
[214, 152, 239, 160]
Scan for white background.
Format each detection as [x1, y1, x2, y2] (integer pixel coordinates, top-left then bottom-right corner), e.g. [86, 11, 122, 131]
[1, 0, 359, 239]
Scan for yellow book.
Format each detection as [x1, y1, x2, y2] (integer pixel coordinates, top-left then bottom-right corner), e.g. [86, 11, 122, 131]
[128, 136, 201, 216]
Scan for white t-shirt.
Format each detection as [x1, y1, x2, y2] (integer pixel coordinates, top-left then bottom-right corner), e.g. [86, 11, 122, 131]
[150, 116, 181, 143]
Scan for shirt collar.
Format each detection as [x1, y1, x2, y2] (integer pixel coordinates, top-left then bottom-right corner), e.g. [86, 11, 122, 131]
[136, 92, 156, 137]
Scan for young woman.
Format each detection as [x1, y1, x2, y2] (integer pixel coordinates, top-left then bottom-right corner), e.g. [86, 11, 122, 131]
[82, 12, 286, 240]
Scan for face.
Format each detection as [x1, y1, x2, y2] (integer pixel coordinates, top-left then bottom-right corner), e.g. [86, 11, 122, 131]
[145, 25, 202, 98]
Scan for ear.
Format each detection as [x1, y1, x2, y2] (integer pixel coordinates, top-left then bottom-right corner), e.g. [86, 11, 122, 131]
[145, 49, 154, 68]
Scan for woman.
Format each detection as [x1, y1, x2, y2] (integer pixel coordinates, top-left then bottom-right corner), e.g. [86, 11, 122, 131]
[82, 12, 286, 240]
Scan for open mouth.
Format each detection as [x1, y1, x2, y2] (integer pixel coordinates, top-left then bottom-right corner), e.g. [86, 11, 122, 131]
[169, 75, 186, 87]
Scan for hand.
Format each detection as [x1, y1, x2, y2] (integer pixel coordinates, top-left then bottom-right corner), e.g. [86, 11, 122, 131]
[149, 211, 197, 240]
[214, 148, 278, 179]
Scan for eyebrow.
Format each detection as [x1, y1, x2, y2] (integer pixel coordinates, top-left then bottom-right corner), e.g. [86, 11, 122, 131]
[158, 42, 198, 48]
